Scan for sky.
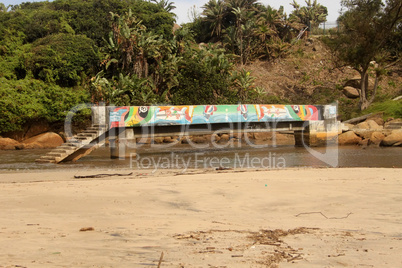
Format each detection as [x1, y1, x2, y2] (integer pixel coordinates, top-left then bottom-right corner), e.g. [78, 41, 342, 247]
[2, 0, 342, 25]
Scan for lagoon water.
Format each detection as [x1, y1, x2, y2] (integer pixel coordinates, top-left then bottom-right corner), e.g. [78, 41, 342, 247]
[0, 144, 401, 172]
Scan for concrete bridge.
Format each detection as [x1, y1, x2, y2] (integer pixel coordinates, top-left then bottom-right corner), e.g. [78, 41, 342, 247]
[36, 104, 341, 163]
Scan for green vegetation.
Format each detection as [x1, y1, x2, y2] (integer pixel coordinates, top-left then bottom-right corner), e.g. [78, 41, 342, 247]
[0, 78, 89, 133]
[364, 99, 402, 119]
[323, 0, 402, 110]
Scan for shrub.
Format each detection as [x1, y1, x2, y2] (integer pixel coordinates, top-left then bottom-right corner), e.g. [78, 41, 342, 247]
[0, 78, 89, 133]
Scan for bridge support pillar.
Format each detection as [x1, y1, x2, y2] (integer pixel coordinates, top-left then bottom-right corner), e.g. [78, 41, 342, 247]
[294, 127, 312, 147]
[110, 128, 137, 159]
[295, 120, 341, 147]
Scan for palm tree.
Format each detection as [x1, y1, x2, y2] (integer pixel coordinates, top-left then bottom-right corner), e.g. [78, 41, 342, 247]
[0, 3, 11, 12]
[290, 0, 328, 29]
[151, 0, 176, 12]
[202, 0, 226, 39]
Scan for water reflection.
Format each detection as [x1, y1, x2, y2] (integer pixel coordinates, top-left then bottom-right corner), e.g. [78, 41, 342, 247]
[0, 145, 401, 172]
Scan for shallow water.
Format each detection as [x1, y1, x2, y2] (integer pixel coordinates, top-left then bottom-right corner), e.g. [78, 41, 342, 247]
[0, 144, 401, 173]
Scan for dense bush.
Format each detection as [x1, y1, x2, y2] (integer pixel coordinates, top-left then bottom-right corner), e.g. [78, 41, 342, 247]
[0, 78, 89, 133]
[25, 33, 100, 87]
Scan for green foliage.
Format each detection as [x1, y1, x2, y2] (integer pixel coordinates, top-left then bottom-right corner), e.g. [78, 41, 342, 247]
[364, 99, 402, 119]
[91, 72, 160, 106]
[324, 0, 402, 110]
[0, 78, 89, 133]
[25, 33, 99, 87]
[193, 0, 309, 64]
[289, 0, 328, 29]
[171, 46, 237, 105]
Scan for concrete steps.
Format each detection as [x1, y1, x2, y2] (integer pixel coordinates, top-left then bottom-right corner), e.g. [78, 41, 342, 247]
[35, 124, 108, 164]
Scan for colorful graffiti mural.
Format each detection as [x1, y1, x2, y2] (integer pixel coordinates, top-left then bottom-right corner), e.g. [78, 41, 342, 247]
[110, 104, 323, 128]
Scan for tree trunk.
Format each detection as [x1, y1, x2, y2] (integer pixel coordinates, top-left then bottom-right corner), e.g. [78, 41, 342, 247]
[360, 99, 371, 110]
[358, 67, 379, 110]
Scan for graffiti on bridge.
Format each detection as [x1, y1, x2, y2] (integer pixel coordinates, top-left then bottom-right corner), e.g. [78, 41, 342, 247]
[110, 104, 322, 128]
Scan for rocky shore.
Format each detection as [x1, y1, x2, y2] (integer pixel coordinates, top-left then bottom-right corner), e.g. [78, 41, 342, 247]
[339, 117, 402, 147]
[1, 117, 401, 150]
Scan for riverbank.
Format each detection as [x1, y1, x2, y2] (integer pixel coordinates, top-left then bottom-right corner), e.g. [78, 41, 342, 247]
[0, 168, 401, 267]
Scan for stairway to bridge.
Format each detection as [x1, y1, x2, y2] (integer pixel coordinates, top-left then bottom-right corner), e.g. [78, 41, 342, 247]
[35, 124, 108, 164]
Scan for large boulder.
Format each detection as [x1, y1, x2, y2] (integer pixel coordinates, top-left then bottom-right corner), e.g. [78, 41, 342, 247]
[365, 119, 383, 130]
[2, 120, 50, 142]
[344, 75, 361, 88]
[343, 86, 360, 99]
[23, 132, 63, 149]
[342, 123, 355, 132]
[344, 75, 375, 90]
[0, 137, 20, 150]
[381, 130, 402, 147]
[367, 115, 384, 126]
[338, 131, 362, 145]
[370, 132, 386, 146]
[353, 121, 370, 130]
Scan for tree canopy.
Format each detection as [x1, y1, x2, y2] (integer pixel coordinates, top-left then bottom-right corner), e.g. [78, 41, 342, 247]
[325, 0, 402, 110]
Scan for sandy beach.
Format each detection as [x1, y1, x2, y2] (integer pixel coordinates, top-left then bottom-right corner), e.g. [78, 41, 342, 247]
[0, 167, 401, 267]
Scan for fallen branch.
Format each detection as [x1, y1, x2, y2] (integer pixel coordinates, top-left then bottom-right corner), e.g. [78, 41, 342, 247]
[157, 252, 164, 268]
[295, 212, 353, 219]
[74, 172, 133, 179]
[344, 113, 373, 124]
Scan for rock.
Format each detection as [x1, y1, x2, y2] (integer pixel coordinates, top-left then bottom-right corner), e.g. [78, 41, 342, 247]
[343, 86, 360, 99]
[342, 123, 355, 132]
[0, 137, 19, 150]
[381, 130, 402, 146]
[275, 133, 295, 146]
[181, 137, 190, 144]
[359, 138, 369, 147]
[136, 137, 152, 144]
[354, 129, 377, 139]
[344, 75, 375, 91]
[2, 120, 50, 142]
[23, 132, 63, 149]
[253, 132, 274, 141]
[367, 116, 384, 126]
[153, 137, 164, 144]
[219, 134, 230, 142]
[370, 132, 385, 146]
[191, 136, 207, 144]
[211, 134, 220, 143]
[385, 118, 402, 129]
[15, 144, 26, 150]
[232, 133, 243, 139]
[24, 120, 50, 140]
[163, 136, 176, 143]
[344, 76, 361, 88]
[366, 119, 382, 130]
[23, 142, 44, 149]
[353, 121, 370, 130]
[338, 131, 362, 145]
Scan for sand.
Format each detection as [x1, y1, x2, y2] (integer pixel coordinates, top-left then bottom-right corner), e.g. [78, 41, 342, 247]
[0, 168, 401, 267]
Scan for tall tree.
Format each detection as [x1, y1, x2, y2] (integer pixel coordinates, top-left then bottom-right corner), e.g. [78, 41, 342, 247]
[151, 0, 176, 12]
[290, 0, 328, 29]
[326, 0, 402, 110]
[202, 0, 226, 39]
